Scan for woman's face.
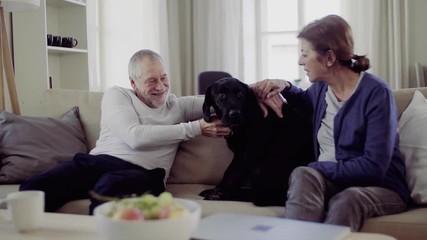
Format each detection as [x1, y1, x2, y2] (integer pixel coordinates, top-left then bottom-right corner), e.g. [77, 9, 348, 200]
[298, 39, 329, 82]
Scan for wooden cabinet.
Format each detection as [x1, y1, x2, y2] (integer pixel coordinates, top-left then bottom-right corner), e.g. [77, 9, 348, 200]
[12, 0, 96, 115]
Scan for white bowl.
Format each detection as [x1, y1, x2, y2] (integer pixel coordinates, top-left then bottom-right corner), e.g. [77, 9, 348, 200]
[94, 198, 201, 240]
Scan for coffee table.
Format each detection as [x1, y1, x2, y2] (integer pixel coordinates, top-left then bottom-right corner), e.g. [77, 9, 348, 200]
[0, 210, 396, 240]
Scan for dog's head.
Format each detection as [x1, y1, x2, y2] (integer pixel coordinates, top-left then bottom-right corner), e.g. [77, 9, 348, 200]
[203, 77, 252, 128]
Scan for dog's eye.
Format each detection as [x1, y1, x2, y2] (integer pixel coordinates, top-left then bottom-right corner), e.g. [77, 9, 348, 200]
[219, 93, 226, 99]
[237, 92, 244, 98]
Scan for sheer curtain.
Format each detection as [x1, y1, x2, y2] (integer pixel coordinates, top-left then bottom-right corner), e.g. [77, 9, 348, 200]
[95, 0, 411, 94]
[191, 0, 412, 91]
[97, 0, 170, 91]
[166, 0, 256, 95]
[341, 0, 410, 89]
[192, 0, 257, 91]
[98, 0, 250, 95]
[166, 0, 193, 96]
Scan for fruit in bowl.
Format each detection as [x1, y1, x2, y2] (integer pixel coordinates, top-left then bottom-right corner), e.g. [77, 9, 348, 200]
[94, 192, 201, 240]
[107, 192, 186, 221]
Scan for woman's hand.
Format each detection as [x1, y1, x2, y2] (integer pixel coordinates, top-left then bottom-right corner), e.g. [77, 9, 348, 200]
[251, 79, 289, 118]
[251, 79, 288, 100]
[199, 118, 232, 137]
[257, 93, 286, 118]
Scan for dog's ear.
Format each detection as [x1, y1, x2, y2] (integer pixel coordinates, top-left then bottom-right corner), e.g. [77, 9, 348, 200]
[203, 85, 215, 122]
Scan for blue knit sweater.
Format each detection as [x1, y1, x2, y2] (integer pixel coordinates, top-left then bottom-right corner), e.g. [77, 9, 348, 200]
[282, 72, 410, 202]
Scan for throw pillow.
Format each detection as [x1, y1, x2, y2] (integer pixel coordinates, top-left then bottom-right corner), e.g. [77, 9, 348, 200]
[398, 90, 427, 204]
[0, 107, 87, 184]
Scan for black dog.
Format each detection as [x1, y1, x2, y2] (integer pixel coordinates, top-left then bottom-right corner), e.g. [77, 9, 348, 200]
[199, 77, 313, 206]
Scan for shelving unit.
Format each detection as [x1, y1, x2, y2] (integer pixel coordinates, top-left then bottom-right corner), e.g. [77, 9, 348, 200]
[12, 0, 95, 115]
[47, 46, 88, 54]
[47, 0, 87, 7]
[45, 0, 88, 90]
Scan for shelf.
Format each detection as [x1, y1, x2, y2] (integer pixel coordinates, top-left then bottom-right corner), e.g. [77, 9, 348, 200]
[46, 0, 86, 8]
[47, 46, 88, 54]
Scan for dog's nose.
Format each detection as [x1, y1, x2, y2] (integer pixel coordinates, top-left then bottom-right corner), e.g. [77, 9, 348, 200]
[229, 110, 241, 119]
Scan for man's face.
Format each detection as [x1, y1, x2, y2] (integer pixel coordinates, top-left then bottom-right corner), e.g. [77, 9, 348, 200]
[131, 57, 169, 108]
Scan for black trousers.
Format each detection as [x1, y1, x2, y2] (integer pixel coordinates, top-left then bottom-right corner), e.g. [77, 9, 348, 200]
[19, 153, 165, 214]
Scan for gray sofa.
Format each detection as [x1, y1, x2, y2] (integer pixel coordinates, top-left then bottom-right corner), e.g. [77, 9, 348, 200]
[1, 88, 427, 240]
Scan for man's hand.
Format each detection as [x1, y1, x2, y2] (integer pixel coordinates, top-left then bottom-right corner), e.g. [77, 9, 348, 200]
[199, 118, 232, 137]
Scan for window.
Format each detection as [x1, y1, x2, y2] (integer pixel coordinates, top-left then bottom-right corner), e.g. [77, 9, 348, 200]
[257, 0, 341, 88]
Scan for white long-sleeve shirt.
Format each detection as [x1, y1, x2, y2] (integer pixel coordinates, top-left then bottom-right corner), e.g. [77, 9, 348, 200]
[90, 86, 204, 178]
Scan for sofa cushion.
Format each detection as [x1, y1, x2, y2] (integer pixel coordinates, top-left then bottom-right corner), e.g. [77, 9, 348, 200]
[168, 135, 233, 185]
[393, 87, 427, 119]
[0, 107, 87, 184]
[398, 90, 427, 204]
[166, 183, 284, 218]
[42, 89, 104, 151]
[361, 207, 427, 240]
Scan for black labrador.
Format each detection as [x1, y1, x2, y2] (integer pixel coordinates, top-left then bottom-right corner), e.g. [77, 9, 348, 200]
[199, 77, 313, 206]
